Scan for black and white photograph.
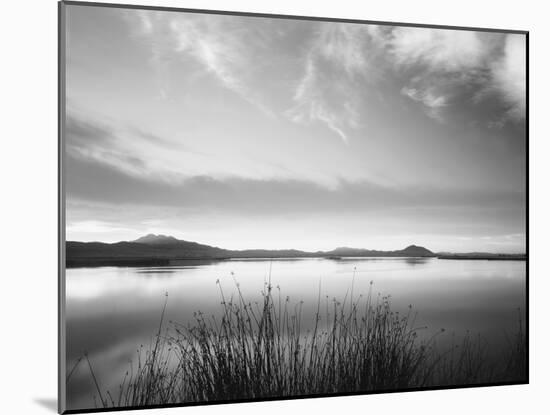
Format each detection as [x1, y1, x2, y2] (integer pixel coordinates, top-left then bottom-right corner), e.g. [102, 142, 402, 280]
[59, 1, 527, 413]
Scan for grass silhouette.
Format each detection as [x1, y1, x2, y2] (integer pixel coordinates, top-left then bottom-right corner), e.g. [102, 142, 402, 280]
[71, 276, 527, 409]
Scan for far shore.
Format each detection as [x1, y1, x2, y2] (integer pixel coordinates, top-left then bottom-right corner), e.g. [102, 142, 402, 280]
[65, 254, 527, 269]
[437, 254, 526, 261]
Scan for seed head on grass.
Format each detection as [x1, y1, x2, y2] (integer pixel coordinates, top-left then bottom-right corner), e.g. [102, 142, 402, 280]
[75, 274, 527, 408]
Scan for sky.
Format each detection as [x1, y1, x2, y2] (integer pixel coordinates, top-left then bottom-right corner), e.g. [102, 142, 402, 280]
[64, 4, 527, 253]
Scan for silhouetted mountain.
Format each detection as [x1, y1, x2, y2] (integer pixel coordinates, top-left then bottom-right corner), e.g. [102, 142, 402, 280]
[437, 252, 526, 260]
[131, 233, 226, 255]
[67, 235, 229, 267]
[66, 235, 435, 267]
[133, 234, 179, 245]
[401, 245, 434, 256]
[325, 244, 434, 257]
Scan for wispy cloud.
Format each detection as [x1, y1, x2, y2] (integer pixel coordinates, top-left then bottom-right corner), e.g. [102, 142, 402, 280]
[287, 24, 525, 138]
[67, 152, 525, 217]
[286, 24, 383, 142]
[127, 10, 275, 115]
[390, 27, 487, 71]
[67, 111, 325, 187]
[126, 10, 526, 138]
[286, 57, 357, 142]
[169, 16, 272, 114]
[124, 10, 179, 100]
[387, 28, 525, 125]
[401, 86, 447, 121]
[490, 34, 526, 121]
[388, 28, 491, 122]
[66, 112, 200, 183]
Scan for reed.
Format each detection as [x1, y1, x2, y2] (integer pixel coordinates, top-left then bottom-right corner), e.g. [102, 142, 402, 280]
[73, 279, 526, 408]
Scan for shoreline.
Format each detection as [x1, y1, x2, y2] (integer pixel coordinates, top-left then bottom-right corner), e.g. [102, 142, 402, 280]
[65, 254, 526, 268]
[437, 255, 526, 261]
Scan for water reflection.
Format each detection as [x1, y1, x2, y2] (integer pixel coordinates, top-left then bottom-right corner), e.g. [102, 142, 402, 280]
[405, 257, 430, 266]
[65, 257, 526, 410]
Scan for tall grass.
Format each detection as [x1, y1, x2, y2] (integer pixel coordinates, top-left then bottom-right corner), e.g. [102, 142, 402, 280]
[72, 278, 527, 408]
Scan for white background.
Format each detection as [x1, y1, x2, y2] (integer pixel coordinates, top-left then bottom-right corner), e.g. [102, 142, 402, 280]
[0, 0, 546, 413]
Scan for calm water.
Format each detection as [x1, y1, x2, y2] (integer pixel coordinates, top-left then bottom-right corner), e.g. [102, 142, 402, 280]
[66, 257, 526, 410]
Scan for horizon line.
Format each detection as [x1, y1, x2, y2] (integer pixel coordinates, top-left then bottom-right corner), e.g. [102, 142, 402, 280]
[65, 233, 527, 256]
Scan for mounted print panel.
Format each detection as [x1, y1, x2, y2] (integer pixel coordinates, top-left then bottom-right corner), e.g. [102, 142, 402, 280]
[59, 1, 528, 413]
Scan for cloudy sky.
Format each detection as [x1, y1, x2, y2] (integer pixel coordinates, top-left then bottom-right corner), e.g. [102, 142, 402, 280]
[64, 4, 526, 253]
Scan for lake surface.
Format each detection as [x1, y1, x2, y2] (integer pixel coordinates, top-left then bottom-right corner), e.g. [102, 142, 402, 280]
[65, 257, 526, 410]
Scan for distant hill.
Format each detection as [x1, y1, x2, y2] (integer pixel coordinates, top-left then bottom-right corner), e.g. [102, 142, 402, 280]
[400, 245, 435, 256]
[325, 244, 434, 258]
[66, 234, 435, 267]
[67, 236, 228, 265]
[437, 252, 526, 260]
[133, 234, 180, 245]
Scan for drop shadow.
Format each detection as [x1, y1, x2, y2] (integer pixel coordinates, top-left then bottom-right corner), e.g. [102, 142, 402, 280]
[34, 398, 57, 412]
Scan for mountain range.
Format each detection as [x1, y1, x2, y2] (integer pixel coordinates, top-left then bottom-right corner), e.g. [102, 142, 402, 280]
[66, 234, 435, 267]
